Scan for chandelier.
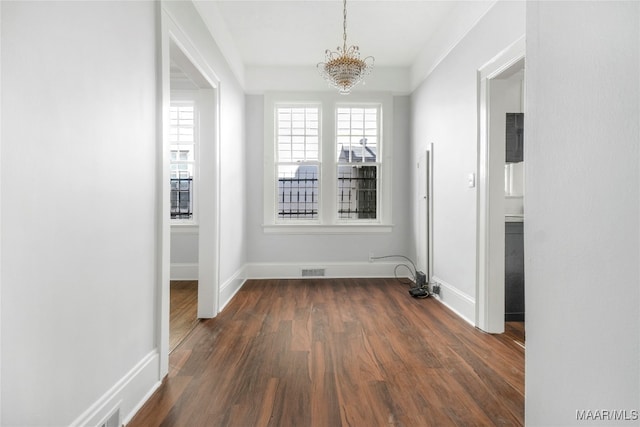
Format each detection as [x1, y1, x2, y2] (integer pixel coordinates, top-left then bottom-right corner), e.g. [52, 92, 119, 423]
[317, 0, 374, 95]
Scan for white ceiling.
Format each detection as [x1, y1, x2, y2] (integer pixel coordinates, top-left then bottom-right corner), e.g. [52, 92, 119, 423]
[210, 1, 465, 68]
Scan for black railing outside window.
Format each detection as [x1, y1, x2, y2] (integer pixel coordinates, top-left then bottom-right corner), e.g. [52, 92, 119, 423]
[338, 166, 377, 219]
[278, 170, 318, 219]
[170, 177, 193, 219]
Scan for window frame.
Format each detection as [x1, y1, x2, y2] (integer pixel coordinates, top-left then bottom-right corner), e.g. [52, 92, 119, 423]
[263, 92, 393, 234]
[274, 104, 322, 224]
[335, 104, 381, 223]
[170, 95, 199, 225]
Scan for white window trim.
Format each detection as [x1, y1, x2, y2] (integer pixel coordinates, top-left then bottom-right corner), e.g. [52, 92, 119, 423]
[170, 92, 199, 226]
[335, 104, 381, 223]
[263, 92, 393, 234]
[274, 103, 322, 224]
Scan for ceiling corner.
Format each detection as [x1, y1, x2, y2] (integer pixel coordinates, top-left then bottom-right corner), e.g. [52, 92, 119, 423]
[192, 0, 246, 89]
[410, 0, 498, 91]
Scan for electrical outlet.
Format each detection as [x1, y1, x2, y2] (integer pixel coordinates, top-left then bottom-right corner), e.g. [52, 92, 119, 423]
[369, 251, 374, 263]
[431, 283, 441, 295]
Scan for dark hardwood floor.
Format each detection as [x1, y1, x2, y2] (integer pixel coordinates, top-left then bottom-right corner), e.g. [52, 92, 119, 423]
[170, 280, 199, 352]
[505, 321, 525, 349]
[131, 278, 524, 426]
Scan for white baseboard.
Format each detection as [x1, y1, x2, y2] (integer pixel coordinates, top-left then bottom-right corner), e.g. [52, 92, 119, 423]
[169, 265, 475, 330]
[219, 266, 247, 312]
[170, 262, 198, 280]
[69, 350, 160, 427]
[185, 261, 414, 315]
[431, 276, 476, 326]
[216, 261, 411, 313]
[244, 261, 408, 280]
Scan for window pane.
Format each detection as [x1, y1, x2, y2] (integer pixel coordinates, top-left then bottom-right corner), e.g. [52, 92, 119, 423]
[170, 105, 196, 145]
[336, 107, 378, 163]
[178, 127, 194, 143]
[169, 149, 194, 162]
[170, 174, 193, 220]
[170, 103, 196, 221]
[277, 164, 318, 220]
[276, 106, 320, 162]
[337, 165, 377, 219]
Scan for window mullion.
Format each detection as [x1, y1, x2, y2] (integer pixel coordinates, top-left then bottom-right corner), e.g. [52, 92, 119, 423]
[321, 106, 335, 224]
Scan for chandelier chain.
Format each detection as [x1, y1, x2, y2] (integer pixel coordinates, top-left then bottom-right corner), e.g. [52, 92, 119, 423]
[342, 0, 347, 52]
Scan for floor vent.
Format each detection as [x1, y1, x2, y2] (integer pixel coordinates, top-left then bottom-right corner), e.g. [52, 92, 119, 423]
[301, 268, 325, 277]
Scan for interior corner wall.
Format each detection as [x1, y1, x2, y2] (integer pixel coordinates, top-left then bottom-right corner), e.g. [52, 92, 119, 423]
[410, 1, 525, 322]
[525, 2, 640, 424]
[163, 1, 247, 293]
[244, 94, 412, 271]
[1, 2, 158, 425]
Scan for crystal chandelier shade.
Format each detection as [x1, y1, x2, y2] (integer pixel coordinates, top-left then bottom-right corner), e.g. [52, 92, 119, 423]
[317, 0, 374, 95]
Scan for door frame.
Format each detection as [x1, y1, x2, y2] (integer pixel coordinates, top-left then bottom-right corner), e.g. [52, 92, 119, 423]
[476, 36, 525, 333]
[158, 7, 221, 376]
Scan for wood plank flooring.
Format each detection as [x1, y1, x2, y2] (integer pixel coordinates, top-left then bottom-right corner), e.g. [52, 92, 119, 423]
[170, 280, 199, 352]
[505, 321, 525, 349]
[130, 278, 524, 426]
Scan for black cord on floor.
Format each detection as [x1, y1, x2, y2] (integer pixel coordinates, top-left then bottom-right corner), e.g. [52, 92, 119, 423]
[371, 254, 417, 286]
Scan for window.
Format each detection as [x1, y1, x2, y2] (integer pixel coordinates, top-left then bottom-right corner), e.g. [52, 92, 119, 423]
[336, 107, 379, 220]
[276, 106, 320, 221]
[170, 103, 196, 221]
[264, 93, 392, 233]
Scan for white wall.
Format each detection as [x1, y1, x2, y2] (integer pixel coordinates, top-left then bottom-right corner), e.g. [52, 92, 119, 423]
[525, 2, 640, 424]
[170, 227, 199, 279]
[410, 1, 496, 89]
[163, 1, 247, 295]
[245, 94, 413, 272]
[410, 1, 525, 321]
[1, 2, 158, 425]
[170, 230, 199, 263]
[245, 66, 412, 95]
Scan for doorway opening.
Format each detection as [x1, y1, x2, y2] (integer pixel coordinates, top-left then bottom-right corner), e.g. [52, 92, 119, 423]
[169, 280, 198, 351]
[158, 10, 221, 375]
[477, 37, 525, 338]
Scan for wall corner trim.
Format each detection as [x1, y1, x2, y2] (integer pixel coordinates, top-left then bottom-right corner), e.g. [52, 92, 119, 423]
[69, 350, 161, 427]
[219, 266, 247, 312]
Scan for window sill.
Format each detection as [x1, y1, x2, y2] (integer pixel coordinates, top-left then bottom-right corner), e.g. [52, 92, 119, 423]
[263, 223, 393, 235]
[170, 223, 199, 234]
